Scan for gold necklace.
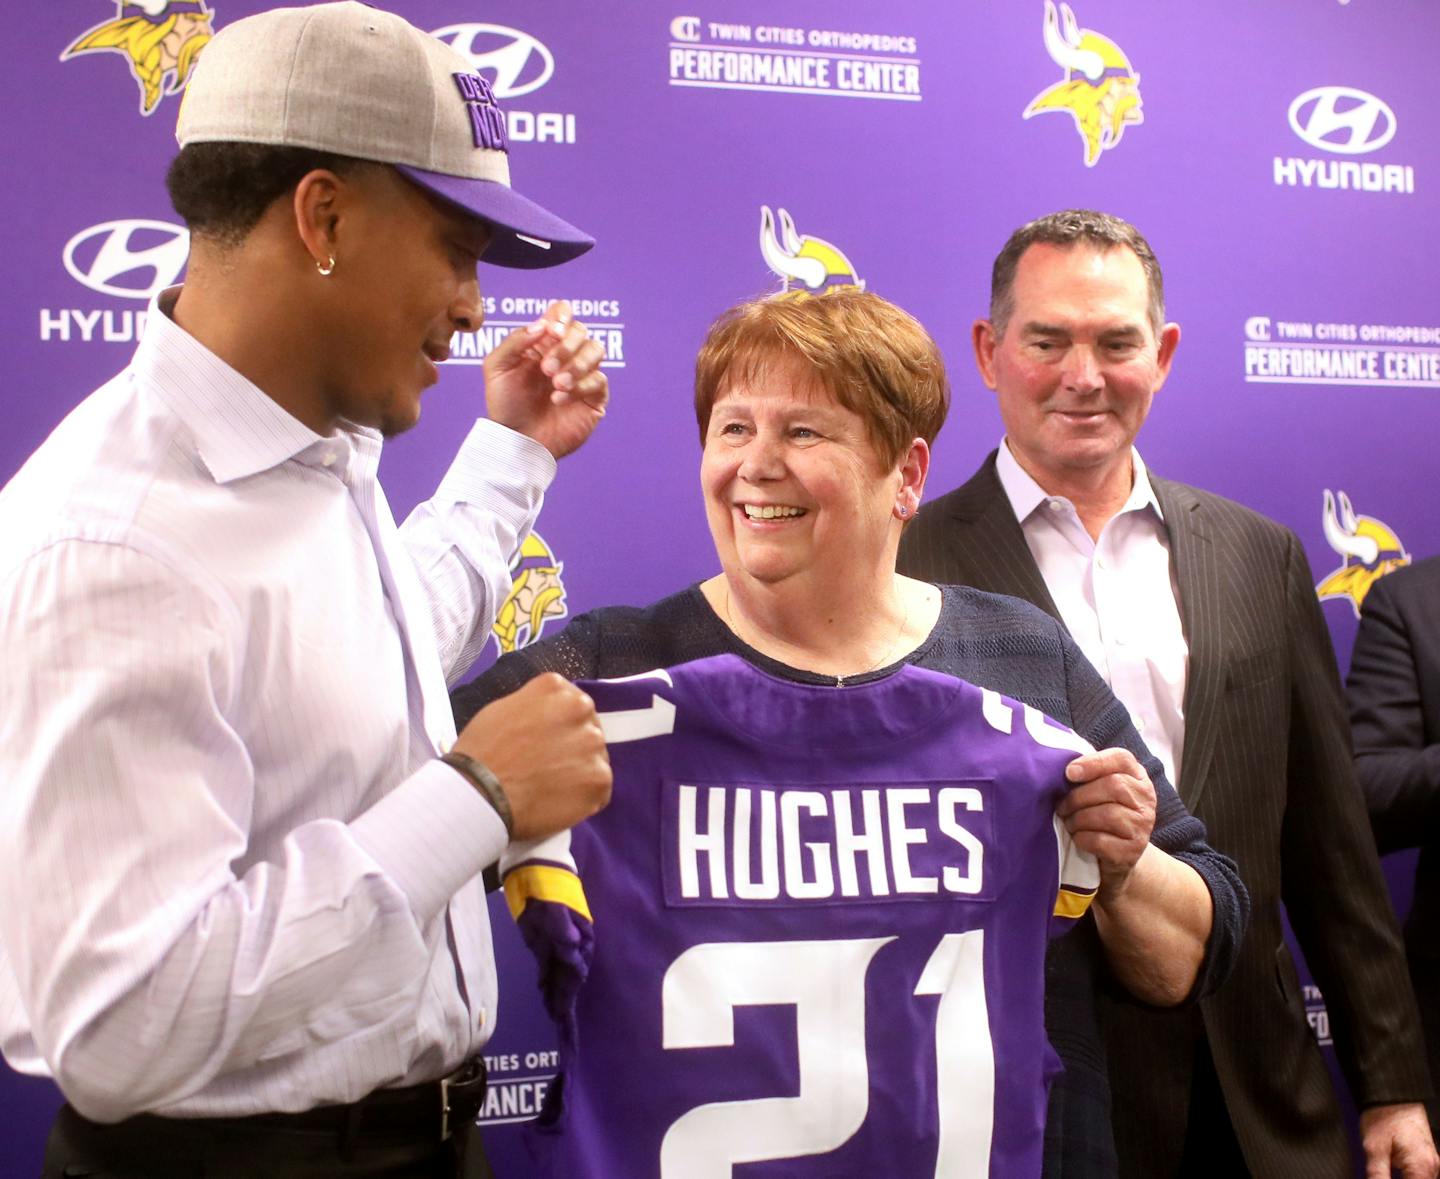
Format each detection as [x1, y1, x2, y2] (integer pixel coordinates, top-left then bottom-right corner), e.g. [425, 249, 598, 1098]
[722, 586, 910, 688]
[835, 594, 910, 688]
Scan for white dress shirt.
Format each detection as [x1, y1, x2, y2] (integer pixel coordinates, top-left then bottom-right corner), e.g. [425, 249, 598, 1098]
[995, 440, 1189, 788]
[0, 290, 555, 1122]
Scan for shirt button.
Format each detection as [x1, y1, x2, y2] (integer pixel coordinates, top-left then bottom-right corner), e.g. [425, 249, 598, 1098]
[1134, 716, 1147, 731]
[1048, 499, 1063, 512]
[321, 452, 337, 468]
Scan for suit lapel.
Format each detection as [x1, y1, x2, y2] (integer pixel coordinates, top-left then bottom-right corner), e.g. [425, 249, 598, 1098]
[1153, 476, 1222, 812]
[925, 460, 1224, 811]
[941, 456, 1065, 623]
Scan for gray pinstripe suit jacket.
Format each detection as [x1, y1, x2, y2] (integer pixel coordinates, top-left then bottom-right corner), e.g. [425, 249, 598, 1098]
[898, 451, 1429, 1179]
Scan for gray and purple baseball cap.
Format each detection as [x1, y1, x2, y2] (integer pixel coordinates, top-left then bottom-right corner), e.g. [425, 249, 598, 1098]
[175, 1, 593, 269]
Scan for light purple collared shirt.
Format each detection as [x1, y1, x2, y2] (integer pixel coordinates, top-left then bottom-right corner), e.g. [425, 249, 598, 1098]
[0, 289, 554, 1121]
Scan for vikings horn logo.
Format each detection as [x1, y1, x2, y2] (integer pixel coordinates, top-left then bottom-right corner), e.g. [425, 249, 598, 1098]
[1023, 1, 1143, 167]
[1316, 489, 1410, 617]
[63, 1, 214, 116]
[759, 207, 866, 293]
[492, 532, 569, 655]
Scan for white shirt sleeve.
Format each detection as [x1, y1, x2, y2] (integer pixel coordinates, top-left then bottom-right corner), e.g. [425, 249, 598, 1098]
[0, 538, 507, 1123]
[400, 419, 557, 685]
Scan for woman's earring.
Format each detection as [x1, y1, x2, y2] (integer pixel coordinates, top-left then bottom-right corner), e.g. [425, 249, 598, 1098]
[316, 255, 336, 277]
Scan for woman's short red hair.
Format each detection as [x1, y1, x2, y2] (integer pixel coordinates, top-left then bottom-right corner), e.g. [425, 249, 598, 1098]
[694, 289, 950, 470]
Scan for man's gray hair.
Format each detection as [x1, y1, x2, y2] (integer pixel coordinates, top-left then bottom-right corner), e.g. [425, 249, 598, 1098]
[989, 209, 1166, 337]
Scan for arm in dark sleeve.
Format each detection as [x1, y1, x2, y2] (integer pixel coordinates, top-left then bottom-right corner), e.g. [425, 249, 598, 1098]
[1348, 572, 1440, 854]
[1277, 533, 1430, 1107]
[1059, 625, 1250, 1002]
[451, 612, 603, 729]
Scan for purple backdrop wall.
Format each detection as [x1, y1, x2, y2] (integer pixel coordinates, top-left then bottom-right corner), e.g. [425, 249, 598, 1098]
[5, 1, 1437, 1174]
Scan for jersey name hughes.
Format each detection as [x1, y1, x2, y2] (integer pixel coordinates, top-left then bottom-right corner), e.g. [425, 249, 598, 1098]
[501, 658, 1099, 1178]
[663, 781, 996, 906]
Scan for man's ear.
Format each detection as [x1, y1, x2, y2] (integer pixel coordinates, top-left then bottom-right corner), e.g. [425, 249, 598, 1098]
[1153, 321, 1181, 392]
[291, 169, 346, 271]
[973, 318, 1000, 390]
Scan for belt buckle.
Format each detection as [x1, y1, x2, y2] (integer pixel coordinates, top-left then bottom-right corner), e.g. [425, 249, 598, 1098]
[440, 1073, 454, 1141]
[439, 1058, 486, 1141]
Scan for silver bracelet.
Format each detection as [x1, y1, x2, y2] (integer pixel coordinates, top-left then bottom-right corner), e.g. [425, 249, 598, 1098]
[441, 750, 514, 838]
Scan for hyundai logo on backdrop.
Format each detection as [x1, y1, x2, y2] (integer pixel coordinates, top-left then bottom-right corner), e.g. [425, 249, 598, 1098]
[1287, 87, 1396, 154]
[40, 219, 189, 345]
[431, 24, 554, 98]
[1273, 85, 1413, 194]
[62, 220, 189, 300]
[432, 23, 575, 143]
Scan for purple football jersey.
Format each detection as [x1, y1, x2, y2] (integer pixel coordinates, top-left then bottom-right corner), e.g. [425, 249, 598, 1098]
[501, 654, 1098, 1178]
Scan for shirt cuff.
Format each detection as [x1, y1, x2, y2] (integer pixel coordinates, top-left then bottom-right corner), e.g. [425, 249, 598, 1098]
[436, 419, 556, 529]
[350, 759, 509, 924]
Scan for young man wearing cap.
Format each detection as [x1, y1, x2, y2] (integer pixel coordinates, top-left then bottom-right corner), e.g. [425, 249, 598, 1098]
[0, 4, 612, 1176]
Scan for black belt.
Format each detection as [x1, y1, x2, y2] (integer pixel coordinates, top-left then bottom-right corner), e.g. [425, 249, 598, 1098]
[246, 1056, 489, 1142]
[48, 1060, 491, 1177]
[73, 1056, 490, 1147]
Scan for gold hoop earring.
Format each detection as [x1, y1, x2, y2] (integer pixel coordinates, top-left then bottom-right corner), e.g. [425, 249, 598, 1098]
[316, 255, 336, 277]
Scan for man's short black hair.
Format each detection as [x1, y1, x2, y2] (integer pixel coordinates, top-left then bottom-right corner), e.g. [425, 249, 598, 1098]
[165, 142, 379, 246]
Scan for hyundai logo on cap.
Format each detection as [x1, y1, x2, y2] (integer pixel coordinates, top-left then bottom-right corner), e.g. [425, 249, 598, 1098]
[1288, 87, 1397, 155]
[63, 220, 190, 300]
[431, 24, 554, 98]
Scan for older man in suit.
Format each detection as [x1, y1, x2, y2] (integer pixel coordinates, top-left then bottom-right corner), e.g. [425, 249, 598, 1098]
[898, 209, 1435, 1178]
[1349, 554, 1440, 1138]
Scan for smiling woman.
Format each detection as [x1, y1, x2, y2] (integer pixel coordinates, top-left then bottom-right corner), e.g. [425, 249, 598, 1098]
[451, 289, 954, 702]
[449, 288, 1245, 1176]
[686, 291, 947, 675]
